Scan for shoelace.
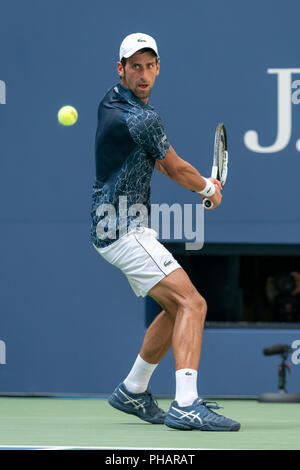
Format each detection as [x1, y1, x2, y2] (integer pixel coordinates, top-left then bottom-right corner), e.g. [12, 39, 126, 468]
[146, 390, 165, 415]
[197, 399, 224, 410]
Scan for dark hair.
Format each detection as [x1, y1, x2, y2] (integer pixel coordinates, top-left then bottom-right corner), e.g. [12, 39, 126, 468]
[121, 47, 158, 68]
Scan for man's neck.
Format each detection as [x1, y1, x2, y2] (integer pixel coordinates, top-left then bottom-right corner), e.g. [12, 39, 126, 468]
[119, 81, 149, 105]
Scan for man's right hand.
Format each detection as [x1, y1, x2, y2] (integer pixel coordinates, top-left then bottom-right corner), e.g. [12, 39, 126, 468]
[200, 183, 223, 209]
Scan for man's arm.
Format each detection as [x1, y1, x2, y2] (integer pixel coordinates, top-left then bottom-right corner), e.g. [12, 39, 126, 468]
[155, 145, 222, 207]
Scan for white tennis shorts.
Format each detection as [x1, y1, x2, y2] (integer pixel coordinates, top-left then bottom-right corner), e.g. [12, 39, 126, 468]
[93, 227, 181, 297]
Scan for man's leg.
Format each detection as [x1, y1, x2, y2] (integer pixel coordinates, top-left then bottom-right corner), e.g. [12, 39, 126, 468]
[148, 268, 206, 371]
[144, 267, 240, 431]
[108, 310, 172, 424]
[123, 310, 174, 394]
[139, 309, 174, 364]
[124, 268, 205, 401]
[146, 267, 206, 407]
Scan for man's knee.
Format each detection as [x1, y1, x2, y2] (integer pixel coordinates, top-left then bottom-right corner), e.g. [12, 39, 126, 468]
[149, 270, 207, 321]
[166, 291, 207, 321]
[188, 292, 207, 321]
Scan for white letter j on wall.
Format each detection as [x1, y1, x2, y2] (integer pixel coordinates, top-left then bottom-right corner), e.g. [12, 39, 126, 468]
[244, 69, 300, 153]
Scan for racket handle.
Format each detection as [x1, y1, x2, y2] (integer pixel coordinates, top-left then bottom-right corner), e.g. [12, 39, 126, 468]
[203, 198, 214, 209]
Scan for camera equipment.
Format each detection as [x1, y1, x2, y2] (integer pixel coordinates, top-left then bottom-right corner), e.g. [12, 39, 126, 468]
[263, 344, 291, 356]
[273, 272, 295, 295]
[272, 272, 299, 322]
[258, 343, 300, 402]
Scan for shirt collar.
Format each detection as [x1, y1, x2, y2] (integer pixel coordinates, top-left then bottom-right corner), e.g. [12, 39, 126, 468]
[116, 83, 154, 110]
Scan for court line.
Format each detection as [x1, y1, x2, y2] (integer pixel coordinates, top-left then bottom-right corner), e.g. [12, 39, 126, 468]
[0, 445, 222, 450]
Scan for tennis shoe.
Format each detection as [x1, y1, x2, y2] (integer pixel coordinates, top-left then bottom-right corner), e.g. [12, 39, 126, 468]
[108, 382, 166, 424]
[165, 398, 241, 431]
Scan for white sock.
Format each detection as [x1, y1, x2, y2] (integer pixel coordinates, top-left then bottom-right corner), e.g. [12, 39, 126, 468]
[123, 354, 158, 394]
[175, 368, 198, 407]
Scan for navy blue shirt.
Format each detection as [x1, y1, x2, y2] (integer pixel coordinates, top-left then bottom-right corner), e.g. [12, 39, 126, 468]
[91, 83, 170, 248]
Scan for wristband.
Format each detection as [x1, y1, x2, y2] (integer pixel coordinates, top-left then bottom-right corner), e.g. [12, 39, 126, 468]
[197, 178, 216, 197]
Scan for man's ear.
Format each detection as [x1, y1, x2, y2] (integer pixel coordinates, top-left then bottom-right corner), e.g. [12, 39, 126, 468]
[117, 62, 124, 78]
[156, 60, 160, 76]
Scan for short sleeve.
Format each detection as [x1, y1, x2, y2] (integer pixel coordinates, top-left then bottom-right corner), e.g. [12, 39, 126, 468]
[127, 109, 170, 160]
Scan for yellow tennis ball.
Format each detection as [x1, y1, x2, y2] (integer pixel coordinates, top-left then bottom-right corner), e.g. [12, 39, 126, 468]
[57, 105, 78, 126]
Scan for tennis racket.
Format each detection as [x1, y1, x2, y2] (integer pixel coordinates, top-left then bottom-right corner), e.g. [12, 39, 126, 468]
[203, 123, 228, 209]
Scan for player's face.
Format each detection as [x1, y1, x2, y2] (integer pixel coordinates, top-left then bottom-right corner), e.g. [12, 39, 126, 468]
[117, 51, 160, 104]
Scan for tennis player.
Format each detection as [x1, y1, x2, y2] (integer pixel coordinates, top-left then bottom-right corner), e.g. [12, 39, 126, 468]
[91, 33, 240, 431]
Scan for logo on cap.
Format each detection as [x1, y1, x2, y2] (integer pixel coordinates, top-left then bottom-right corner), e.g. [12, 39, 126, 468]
[137, 39, 147, 42]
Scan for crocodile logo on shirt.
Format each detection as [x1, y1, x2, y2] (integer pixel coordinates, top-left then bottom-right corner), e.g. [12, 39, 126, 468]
[164, 260, 173, 267]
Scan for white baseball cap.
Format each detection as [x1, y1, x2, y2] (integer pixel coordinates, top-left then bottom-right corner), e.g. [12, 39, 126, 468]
[119, 33, 159, 61]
